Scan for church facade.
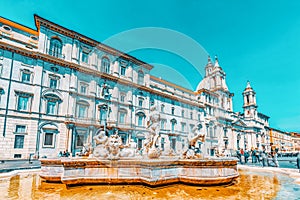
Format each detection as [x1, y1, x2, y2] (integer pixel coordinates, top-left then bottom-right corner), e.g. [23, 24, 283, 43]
[0, 15, 297, 159]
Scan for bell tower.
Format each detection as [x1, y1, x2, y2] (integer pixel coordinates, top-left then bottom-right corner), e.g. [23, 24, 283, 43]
[205, 56, 214, 77]
[243, 81, 257, 118]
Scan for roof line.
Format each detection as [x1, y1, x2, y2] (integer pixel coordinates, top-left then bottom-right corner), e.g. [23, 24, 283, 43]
[150, 75, 195, 95]
[0, 16, 38, 36]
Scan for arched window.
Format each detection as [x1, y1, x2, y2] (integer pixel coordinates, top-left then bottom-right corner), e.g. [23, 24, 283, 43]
[101, 57, 110, 73]
[49, 38, 63, 58]
[138, 70, 144, 85]
[136, 112, 146, 127]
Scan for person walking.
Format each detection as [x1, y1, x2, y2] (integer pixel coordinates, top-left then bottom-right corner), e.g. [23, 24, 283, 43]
[252, 148, 257, 163]
[58, 151, 63, 157]
[240, 148, 245, 164]
[255, 148, 260, 164]
[297, 152, 300, 173]
[272, 151, 279, 167]
[244, 150, 249, 164]
[261, 150, 268, 167]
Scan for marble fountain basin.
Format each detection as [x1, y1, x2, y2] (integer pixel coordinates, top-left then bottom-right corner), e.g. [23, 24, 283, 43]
[39, 157, 239, 186]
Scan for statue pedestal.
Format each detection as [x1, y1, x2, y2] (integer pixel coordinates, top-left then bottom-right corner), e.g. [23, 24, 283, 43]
[39, 157, 239, 186]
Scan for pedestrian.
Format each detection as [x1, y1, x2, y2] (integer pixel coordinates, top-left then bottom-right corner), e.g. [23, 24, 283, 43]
[261, 150, 268, 167]
[240, 148, 245, 164]
[65, 150, 70, 157]
[272, 152, 279, 167]
[244, 150, 249, 163]
[58, 151, 63, 157]
[252, 148, 257, 163]
[297, 152, 300, 173]
[255, 148, 260, 163]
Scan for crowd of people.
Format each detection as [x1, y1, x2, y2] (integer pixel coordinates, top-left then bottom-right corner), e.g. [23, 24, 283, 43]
[58, 150, 70, 157]
[236, 148, 279, 167]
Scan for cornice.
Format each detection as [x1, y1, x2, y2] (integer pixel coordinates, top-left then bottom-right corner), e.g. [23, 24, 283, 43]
[34, 15, 153, 70]
[0, 17, 38, 36]
[0, 41, 204, 108]
[150, 75, 195, 95]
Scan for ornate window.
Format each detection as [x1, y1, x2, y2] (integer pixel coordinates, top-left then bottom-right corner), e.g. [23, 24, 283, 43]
[120, 92, 126, 102]
[79, 82, 88, 94]
[14, 124, 26, 149]
[81, 51, 89, 63]
[15, 125, 26, 134]
[15, 91, 33, 111]
[171, 138, 176, 150]
[171, 107, 175, 115]
[170, 118, 177, 133]
[21, 69, 32, 83]
[44, 94, 61, 115]
[75, 129, 87, 148]
[161, 104, 165, 113]
[136, 112, 146, 127]
[99, 104, 109, 125]
[119, 109, 127, 124]
[49, 75, 60, 89]
[42, 124, 58, 148]
[137, 70, 144, 85]
[44, 132, 54, 146]
[49, 38, 63, 58]
[138, 97, 144, 107]
[101, 57, 110, 73]
[77, 100, 89, 118]
[120, 65, 126, 76]
[181, 123, 186, 132]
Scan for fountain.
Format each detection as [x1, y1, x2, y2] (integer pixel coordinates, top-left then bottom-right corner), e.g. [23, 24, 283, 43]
[39, 104, 238, 186]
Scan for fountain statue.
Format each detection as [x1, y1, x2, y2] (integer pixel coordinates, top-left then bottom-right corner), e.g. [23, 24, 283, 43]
[182, 123, 206, 159]
[93, 129, 109, 158]
[93, 128, 138, 159]
[144, 104, 161, 158]
[39, 104, 239, 186]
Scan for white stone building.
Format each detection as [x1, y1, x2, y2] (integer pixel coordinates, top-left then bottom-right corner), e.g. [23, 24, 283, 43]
[0, 15, 275, 159]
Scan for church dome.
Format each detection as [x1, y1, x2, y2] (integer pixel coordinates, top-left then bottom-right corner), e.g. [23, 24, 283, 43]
[196, 77, 211, 91]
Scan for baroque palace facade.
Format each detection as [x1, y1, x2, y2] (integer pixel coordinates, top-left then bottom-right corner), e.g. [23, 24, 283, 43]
[0, 15, 299, 159]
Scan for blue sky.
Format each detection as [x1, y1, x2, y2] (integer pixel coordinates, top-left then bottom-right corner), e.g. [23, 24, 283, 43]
[1, 0, 300, 132]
